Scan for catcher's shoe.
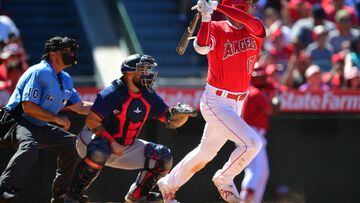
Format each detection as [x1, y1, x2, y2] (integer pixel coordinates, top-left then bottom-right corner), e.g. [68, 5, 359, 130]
[63, 192, 89, 203]
[213, 178, 241, 203]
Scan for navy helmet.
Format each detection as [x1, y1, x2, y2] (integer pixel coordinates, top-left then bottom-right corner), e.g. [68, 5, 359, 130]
[121, 54, 158, 92]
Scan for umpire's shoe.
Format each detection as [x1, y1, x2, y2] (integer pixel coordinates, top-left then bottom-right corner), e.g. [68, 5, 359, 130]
[63, 192, 89, 203]
[0, 187, 20, 203]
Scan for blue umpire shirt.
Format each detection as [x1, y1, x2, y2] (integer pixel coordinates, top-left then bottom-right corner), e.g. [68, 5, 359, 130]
[5, 60, 81, 126]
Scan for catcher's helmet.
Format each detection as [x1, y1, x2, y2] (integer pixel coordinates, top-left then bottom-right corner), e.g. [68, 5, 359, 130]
[121, 54, 158, 92]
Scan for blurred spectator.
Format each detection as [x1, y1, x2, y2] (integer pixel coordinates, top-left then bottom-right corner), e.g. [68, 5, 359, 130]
[324, 52, 347, 88]
[265, 63, 285, 91]
[286, 0, 312, 25]
[0, 15, 19, 45]
[0, 42, 28, 78]
[0, 87, 10, 107]
[322, 0, 359, 26]
[0, 60, 23, 92]
[291, 4, 336, 50]
[265, 28, 295, 68]
[283, 51, 311, 88]
[348, 36, 360, 68]
[344, 36, 360, 80]
[305, 25, 334, 72]
[299, 64, 329, 91]
[0, 61, 23, 107]
[263, 7, 292, 51]
[345, 66, 360, 89]
[265, 0, 282, 12]
[328, 9, 360, 53]
[248, 0, 268, 18]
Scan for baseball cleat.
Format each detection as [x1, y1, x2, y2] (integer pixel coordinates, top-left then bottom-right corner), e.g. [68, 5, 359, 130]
[157, 178, 179, 203]
[213, 179, 241, 203]
[124, 191, 163, 203]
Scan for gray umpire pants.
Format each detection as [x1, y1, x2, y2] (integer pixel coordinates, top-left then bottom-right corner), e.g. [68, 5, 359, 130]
[0, 120, 80, 195]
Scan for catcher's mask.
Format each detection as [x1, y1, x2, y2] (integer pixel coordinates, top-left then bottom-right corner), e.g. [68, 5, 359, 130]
[121, 54, 158, 92]
[222, 0, 255, 11]
[43, 36, 79, 66]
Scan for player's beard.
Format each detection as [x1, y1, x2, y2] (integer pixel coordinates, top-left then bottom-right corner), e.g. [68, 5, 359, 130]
[133, 80, 143, 90]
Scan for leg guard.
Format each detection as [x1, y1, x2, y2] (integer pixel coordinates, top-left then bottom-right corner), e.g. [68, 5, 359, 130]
[127, 142, 173, 200]
[69, 137, 111, 196]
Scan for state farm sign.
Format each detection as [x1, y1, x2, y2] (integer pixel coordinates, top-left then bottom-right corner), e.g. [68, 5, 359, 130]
[77, 87, 360, 113]
[280, 90, 360, 113]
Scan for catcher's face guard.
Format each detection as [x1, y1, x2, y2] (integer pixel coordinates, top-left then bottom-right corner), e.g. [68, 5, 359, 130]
[136, 60, 157, 92]
[122, 54, 158, 92]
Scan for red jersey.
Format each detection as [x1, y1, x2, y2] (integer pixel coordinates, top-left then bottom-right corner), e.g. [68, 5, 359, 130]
[242, 86, 272, 130]
[207, 21, 264, 92]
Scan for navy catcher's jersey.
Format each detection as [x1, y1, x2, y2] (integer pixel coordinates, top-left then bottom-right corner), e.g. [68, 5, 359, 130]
[91, 78, 168, 145]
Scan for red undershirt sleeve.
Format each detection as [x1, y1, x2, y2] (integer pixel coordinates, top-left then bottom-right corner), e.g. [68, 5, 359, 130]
[216, 4, 266, 38]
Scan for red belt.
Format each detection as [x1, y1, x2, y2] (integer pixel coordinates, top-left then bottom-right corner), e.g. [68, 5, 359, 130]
[215, 90, 247, 101]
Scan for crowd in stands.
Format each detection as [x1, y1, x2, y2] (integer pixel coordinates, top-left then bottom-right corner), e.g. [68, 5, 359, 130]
[260, 0, 360, 91]
[0, 12, 28, 107]
[244, 0, 360, 91]
[178, 0, 360, 91]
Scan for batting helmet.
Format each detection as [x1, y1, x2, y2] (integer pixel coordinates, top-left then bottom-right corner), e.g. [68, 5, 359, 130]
[121, 54, 158, 92]
[222, 0, 258, 11]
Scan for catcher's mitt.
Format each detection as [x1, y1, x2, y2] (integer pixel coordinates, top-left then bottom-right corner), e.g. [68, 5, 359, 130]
[170, 103, 198, 117]
[166, 103, 198, 129]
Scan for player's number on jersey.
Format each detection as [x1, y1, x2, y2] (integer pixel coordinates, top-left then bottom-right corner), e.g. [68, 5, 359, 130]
[29, 88, 39, 99]
[247, 55, 256, 74]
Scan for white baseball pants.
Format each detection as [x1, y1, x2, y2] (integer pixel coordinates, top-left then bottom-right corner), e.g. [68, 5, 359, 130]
[159, 84, 262, 193]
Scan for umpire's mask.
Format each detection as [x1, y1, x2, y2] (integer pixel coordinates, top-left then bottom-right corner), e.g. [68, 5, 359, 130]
[44, 36, 79, 66]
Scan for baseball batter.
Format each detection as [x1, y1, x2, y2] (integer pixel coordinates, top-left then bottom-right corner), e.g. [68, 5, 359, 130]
[63, 54, 195, 203]
[157, 0, 266, 202]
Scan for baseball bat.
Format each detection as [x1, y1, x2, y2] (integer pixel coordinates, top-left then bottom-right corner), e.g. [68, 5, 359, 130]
[176, 12, 200, 55]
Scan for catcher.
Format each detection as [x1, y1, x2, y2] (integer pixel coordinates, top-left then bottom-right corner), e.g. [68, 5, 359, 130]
[63, 54, 197, 203]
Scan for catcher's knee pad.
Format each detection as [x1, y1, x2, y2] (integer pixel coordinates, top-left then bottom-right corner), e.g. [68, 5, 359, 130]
[86, 137, 111, 167]
[144, 142, 173, 173]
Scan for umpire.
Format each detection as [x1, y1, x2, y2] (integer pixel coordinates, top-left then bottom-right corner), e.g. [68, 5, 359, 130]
[0, 36, 92, 202]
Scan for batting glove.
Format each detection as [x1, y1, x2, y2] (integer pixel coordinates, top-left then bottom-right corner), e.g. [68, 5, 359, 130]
[197, 0, 218, 22]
